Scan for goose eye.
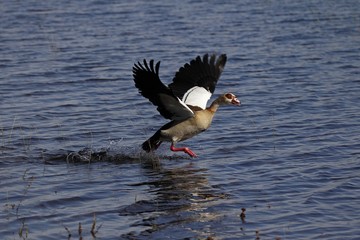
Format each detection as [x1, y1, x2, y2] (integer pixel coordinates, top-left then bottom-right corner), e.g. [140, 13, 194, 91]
[225, 93, 233, 99]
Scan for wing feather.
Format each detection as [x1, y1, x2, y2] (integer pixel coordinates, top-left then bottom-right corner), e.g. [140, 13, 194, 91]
[133, 60, 194, 120]
[169, 54, 227, 108]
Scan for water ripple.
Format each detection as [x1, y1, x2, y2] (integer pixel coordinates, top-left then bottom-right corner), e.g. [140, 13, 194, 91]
[1, 0, 360, 239]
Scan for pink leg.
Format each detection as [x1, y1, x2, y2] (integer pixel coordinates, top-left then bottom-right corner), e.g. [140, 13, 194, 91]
[170, 143, 197, 158]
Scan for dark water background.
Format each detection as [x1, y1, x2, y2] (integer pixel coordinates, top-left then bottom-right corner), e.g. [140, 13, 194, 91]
[1, 0, 360, 239]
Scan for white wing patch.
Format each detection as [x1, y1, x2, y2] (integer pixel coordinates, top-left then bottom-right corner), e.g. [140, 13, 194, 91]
[182, 86, 211, 109]
[177, 97, 194, 115]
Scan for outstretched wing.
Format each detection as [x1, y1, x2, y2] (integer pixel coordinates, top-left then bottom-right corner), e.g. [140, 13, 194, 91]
[169, 54, 227, 109]
[133, 59, 194, 121]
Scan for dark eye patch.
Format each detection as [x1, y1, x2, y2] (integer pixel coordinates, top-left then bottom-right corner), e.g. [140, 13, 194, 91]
[225, 93, 233, 99]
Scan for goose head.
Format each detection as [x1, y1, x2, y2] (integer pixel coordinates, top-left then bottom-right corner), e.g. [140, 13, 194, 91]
[223, 93, 241, 106]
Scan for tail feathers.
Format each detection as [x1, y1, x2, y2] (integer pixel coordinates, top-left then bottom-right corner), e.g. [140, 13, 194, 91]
[142, 131, 162, 152]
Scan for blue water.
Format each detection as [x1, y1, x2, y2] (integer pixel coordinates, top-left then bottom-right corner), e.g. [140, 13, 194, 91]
[1, 0, 360, 239]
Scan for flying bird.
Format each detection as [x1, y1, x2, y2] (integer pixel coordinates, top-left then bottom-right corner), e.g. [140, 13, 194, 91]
[133, 53, 240, 157]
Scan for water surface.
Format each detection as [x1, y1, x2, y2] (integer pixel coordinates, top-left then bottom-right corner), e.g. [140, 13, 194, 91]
[1, 0, 360, 239]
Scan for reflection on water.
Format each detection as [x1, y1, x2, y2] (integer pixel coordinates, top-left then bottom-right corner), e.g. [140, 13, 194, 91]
[120, 159, 227, 239]
[39, 149, 228, 239]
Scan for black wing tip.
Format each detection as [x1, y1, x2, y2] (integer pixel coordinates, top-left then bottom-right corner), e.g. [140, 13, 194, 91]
[216, 54, 227, 70]
[208, 52, 226, 62]
[191, 53, 227, 67]
[199, 52, 226, 57]
[219, 53, 227, 63]
[133, 59, 161, 75]
[199, 53, 227, 72]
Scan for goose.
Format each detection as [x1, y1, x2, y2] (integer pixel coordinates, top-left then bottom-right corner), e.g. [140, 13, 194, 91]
[133, 53, 240, 157]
